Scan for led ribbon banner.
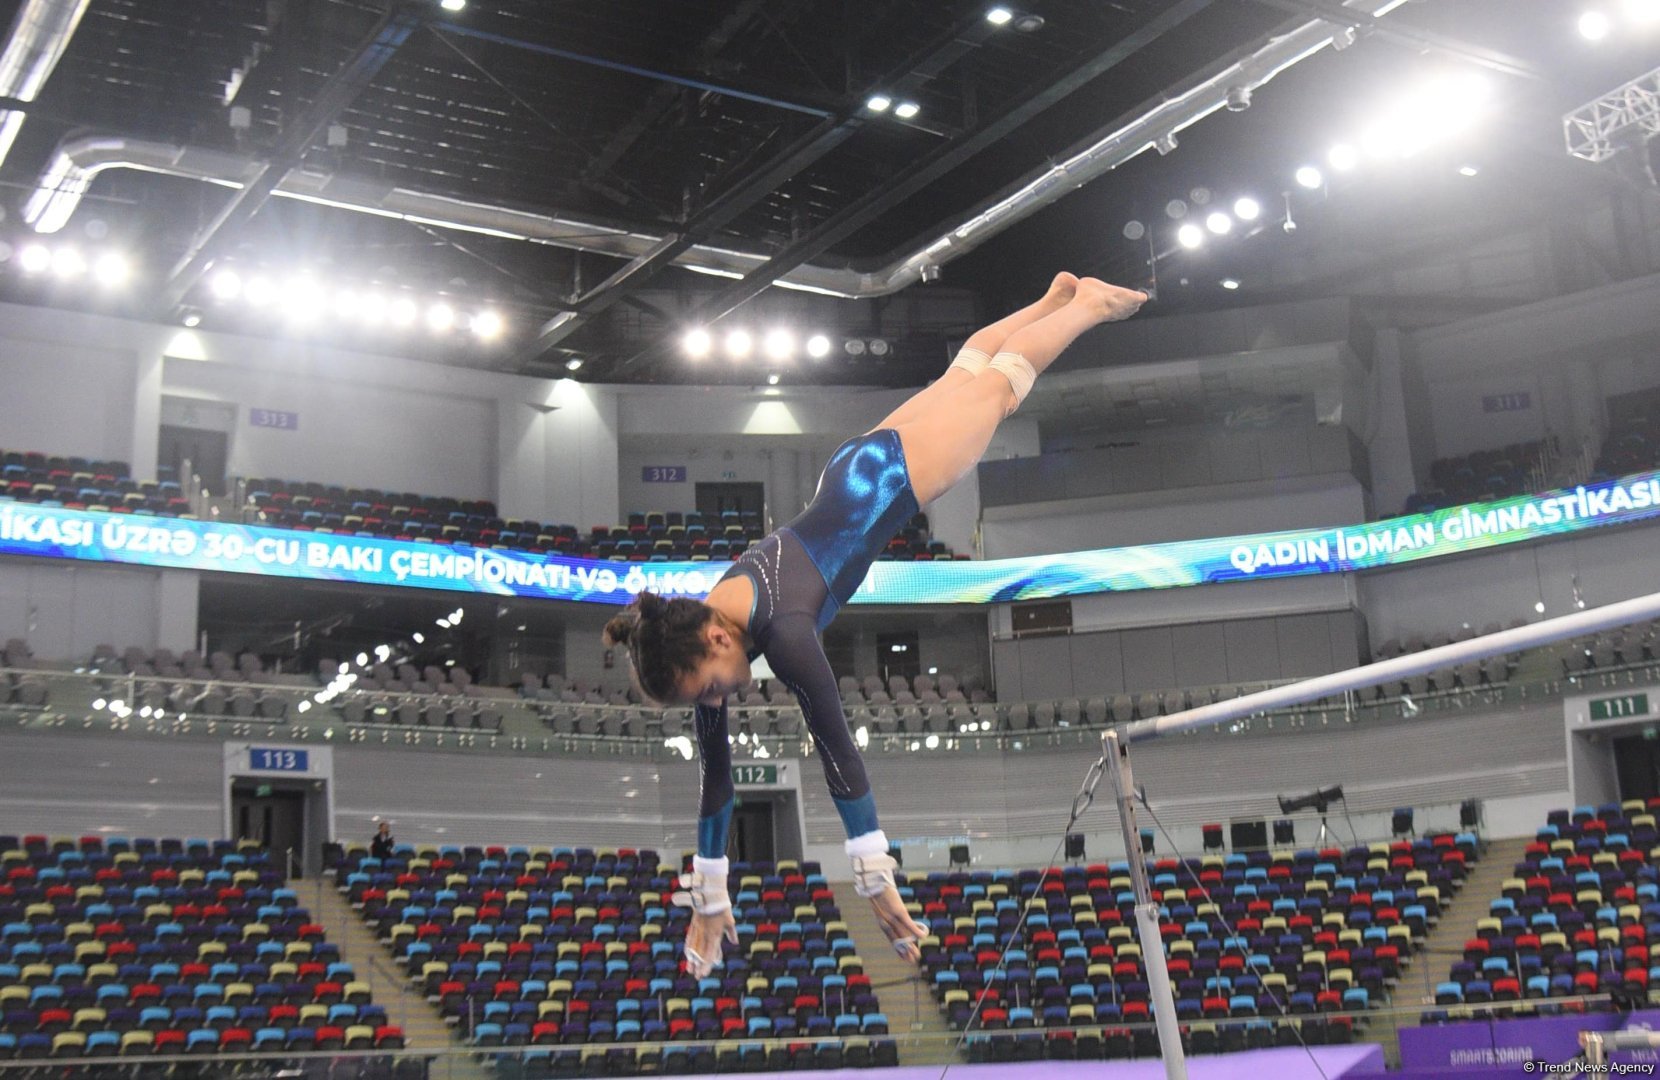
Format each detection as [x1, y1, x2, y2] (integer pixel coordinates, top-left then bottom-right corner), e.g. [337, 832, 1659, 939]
[3, 470, 1659, 606]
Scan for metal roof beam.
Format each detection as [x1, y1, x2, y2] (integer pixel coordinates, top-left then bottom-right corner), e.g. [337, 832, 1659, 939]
[159, 2, 425, 312]
[1250, 0, 1543, 81]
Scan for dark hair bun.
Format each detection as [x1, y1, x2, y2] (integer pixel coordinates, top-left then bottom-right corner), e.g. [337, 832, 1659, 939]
[601, 609, 639, 649]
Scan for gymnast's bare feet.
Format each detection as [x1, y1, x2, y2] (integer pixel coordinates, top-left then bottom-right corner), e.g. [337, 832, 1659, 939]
[1042, 271, 1080, 309]
[1073, 276, 1150, 324]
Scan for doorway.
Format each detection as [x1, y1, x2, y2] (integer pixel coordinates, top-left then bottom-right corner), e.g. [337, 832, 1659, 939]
[696, 481, 766, 521]
[1614, 729, 1660, 803]
[731, 799, 776, 864]
[231, 781, 307, 877]
[158, 424, 229, 496]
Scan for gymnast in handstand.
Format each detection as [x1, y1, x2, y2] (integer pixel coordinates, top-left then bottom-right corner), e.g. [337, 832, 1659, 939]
[603, 273, 1147, 975]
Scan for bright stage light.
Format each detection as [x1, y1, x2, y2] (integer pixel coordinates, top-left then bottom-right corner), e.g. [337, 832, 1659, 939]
[359, 294, 387, 325]
[19, 244, 51, 274]
[682, 327, 713, 359]
[471, 309, 503, 340]
[440, 0, 465, 10]
[766, 373, 780, 385]
[924, 734, 940, 749]
[1578, 9, 1612, 38]
[51, 247, 85, 278]
[426, 303, 456, 332]
[1205, 211, 1233, 235]
[805, 333, 831, 359]
[389, 297, 418, 326]
[1328, 143, 1359, 171]
[894, 101, 921, 119]
[1177, 223, 1204, 249]
[565, 358, 583, 371]
[1295, 165, 1323, 189]
[1221, 278, 1241, 290]
[986, 6, 1014, 24]
[865, 94, 892, 113]
[1459, 164, 1480, 177]
[1232, 197, 1260, 221]
[210, 268, 242, 300]
[282, 277, 324, 321]
[243, 276, 276, 307]
[93, 252, 130, 286]
[762, 328, 794, 361]
[724, 329, 753, 359]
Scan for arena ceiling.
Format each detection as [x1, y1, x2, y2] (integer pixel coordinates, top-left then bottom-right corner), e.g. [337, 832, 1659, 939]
[0, 0, 1649, 387]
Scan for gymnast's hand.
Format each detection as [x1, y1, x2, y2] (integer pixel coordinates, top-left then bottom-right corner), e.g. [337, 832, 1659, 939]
[683, 908, 737, 978]
[867, 885, 929, 964]
[1074, 277, 1150, 324]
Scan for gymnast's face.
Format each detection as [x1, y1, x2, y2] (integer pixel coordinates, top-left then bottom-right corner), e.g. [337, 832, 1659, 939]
[673, 617, 752, 707]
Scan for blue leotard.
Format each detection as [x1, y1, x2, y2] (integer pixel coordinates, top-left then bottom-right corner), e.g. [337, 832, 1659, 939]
[693, 429, 919, 857]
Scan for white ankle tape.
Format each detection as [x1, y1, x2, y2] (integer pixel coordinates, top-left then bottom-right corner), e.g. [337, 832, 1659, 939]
[948, 347, 991, 377]
[989, 351, 1037, 412]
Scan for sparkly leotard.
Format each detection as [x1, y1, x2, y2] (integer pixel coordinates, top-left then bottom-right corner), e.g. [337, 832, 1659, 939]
[693, 429, 919, 856]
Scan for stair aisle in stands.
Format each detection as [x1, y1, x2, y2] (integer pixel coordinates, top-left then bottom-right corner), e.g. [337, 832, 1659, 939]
[833, 881, 960, 1066]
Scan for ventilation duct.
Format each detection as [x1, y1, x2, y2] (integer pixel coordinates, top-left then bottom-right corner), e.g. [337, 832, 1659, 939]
[23, 0, 1408, 299]
[0, 0, 92, 169]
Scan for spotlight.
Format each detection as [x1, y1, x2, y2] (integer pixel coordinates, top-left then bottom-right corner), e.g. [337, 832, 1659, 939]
[724, 329, 753, 359]
[1328, 143, 1359, 171]
[1535, 600, 1546, 613]
[1578, 9, 1611, 38]
[182, 311, 203, 328]
[867, 338, 891, 357]
[1295, 166, 1323, 189]
[93, 252, 130, 286]
[766, 373, 780, 385]
[844, 338, 867, 356]
[411, 632, 424, 644]
[1177, 223, 1204, 249]
[682, 327, 713, 359]
[282, 277, 324, 322]
[440, 0, 465, 9]
[243, 276, 276, 307]
[1204, 212, 1233, 235]
[1232, 197, 1260, 221]
[389, 297, 418, 326]
[805, 334, 831, 359]
[18, 244, 51, 274]
[1221, 278, 1241, 290]
[894, 102, 921, 120]
[51, 247, 85, 278]
[865, 94, 892, 113]
[471, 309, 504, 340]
[426, 303, 456, 332]
[565, 358, 584, 372]
[1458, 164, 1480, 177]
[986, 6, 1014, 24]
[762, 328, 794, 361]
[924, 733, 940, 749]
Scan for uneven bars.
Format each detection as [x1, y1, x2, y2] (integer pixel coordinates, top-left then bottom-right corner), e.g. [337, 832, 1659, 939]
[1125, 589, 1660, 743]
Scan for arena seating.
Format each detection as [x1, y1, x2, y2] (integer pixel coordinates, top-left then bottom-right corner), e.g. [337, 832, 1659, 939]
[1431, 801, 1660, 1015]
[1594, 415, 1660, 480]
[0, 449, 189, 517]
[329, 844, 896, 1073]
[0, 834, 402, 1062]
[1402, 439, 1551, 515]
[903, 831, 1477, 1061]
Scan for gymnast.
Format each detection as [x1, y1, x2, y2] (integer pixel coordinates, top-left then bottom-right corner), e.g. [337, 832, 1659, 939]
[603, 273, 1147, 976]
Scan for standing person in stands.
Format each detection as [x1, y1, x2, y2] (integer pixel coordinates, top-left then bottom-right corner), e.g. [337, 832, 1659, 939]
[603, 274, 1147, 976]
[370, 820, 395, 860]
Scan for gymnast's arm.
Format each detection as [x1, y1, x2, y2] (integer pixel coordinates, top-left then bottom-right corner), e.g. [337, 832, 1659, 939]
[761, 612, 877, 833]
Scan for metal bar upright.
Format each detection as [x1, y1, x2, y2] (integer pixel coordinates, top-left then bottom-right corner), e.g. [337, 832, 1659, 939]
[1103, 729, 1188, 1080]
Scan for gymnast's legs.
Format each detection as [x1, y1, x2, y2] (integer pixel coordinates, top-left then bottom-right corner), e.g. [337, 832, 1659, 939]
[888, 276, 1148, 506]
